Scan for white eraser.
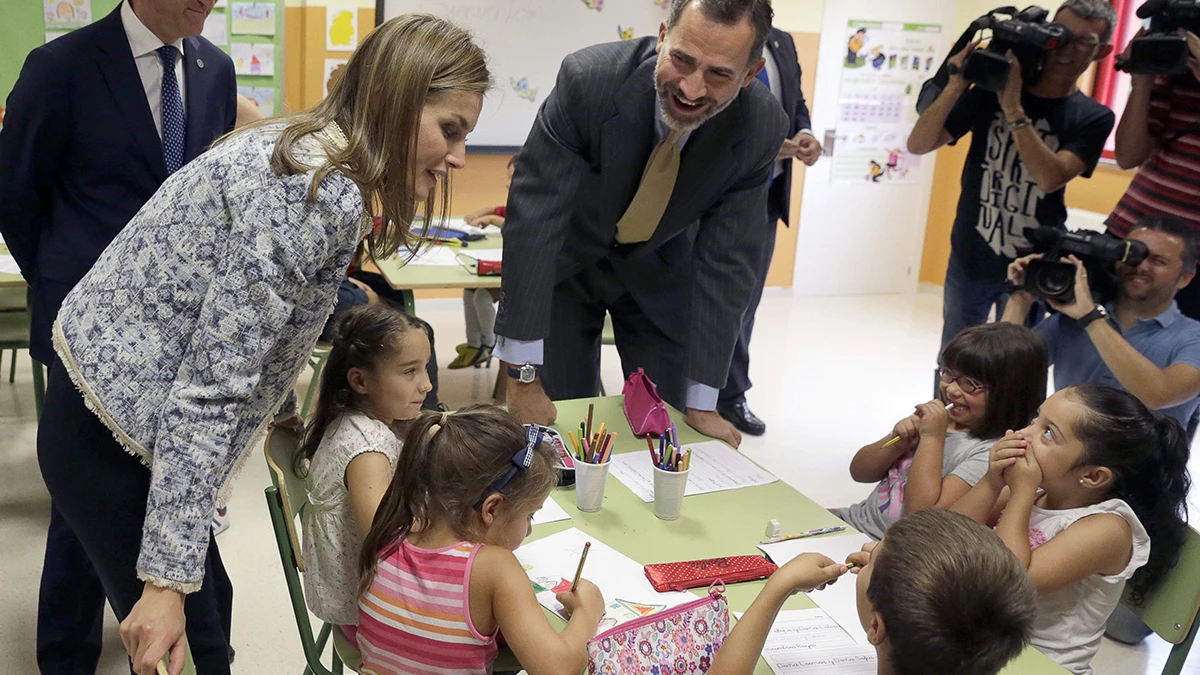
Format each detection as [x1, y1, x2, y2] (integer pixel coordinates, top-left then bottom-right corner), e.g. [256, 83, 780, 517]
[765, 519, 782, 538]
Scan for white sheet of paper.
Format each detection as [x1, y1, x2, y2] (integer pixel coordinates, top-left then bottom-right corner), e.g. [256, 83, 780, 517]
[458, 249, 502, 262]
[532, 495, 570, 525]
[733, 609, 878, 675]
[757, 532, 874, 645]
[514, 528, 694, 634]
[0, 256, 20, 275]
[394, 245, 461, 267]
[607, 440, 777, 502]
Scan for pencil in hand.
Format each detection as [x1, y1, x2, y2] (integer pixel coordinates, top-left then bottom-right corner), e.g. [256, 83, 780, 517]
[570, 542, 591, 592]
[882, 403, 954, 448]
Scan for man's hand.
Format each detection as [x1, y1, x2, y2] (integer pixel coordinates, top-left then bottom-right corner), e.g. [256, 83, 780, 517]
[120, 583, 188, 675]
[505, 375, 557, 426]
[347, 276, 380, 305]
[1007, 253, 1044, 287]
[776, 136, 801, 161]
[1183, 29, 1200, 81]
[796, 133, 822, 166]
[1000, 50, 1026, 120]
[948, 40, 980, 77]
[1045, 255, 1096, 320]
[686, 409, 742, 448]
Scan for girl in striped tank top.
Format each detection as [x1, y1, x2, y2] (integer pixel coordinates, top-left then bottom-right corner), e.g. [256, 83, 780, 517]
[357, 406, 605, 675]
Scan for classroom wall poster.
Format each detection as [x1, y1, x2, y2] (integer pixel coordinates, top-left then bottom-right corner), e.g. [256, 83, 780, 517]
[326, 5, 358, 52]
[831, 20, 941, 185]
[230, 1, 275, 36]
[44, 0, 91, 30]
[202, 11, 228, 47]
[324, 58, 349, 97]
[237, 85, 274, 117]
[231, 42, 276, 77]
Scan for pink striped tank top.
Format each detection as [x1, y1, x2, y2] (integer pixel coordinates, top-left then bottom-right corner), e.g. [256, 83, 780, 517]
[358, 540, 498, 675]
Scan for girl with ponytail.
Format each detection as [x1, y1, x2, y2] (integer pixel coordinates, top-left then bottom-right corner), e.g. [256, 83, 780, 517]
[357, 406, 605, 675]
[953, 383, 1191, 675]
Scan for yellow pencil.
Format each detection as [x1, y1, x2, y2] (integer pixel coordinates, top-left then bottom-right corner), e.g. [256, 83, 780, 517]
[570, 542, 591, 592]
[157, 661, 169, 675]
[567, 430, 581, 458]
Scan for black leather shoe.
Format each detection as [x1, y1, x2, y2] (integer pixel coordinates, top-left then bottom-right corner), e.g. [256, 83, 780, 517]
[717, 402, 766, 436]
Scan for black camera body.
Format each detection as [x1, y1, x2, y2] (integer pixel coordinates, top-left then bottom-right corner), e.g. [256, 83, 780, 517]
[1116, 0, 1200, 75]
[963, 6, 1072, 92]
[1022, 227, 1150, 304]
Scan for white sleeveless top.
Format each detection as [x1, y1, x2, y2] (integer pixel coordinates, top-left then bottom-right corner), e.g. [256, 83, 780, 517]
[1027, 498, 1150, 675]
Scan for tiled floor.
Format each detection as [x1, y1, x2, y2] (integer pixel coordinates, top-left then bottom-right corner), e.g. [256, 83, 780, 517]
[1, 290, 1198, 674]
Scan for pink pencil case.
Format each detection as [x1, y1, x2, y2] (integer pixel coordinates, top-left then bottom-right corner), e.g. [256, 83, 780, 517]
[586, 582, 730, 674]
[623, 367, 672, 437]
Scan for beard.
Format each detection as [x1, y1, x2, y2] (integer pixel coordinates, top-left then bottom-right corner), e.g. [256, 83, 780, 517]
[654, 60, 737, 133]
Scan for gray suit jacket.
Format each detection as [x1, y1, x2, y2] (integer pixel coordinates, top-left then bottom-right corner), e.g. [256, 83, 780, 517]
[496, 36, 789, 388]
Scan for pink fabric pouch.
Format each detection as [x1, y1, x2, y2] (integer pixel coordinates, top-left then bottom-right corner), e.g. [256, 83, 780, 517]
[622, 368, 672, 437]
[586, 583, 730, 674]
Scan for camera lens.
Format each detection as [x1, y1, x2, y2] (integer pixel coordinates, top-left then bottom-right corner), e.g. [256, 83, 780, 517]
[1034, 264, 1075, 299]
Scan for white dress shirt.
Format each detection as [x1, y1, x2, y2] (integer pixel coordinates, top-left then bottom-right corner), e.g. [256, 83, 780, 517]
[121, 0, 186, 141]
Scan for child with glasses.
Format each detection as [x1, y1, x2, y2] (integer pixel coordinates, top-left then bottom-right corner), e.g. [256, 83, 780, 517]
[357, 405, 605, 675]
[831, 323, 1048, 540]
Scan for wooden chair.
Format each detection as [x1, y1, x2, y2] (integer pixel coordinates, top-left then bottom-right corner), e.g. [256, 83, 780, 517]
[263, 425, 361, 674]
[1122, 525, 1200, 675]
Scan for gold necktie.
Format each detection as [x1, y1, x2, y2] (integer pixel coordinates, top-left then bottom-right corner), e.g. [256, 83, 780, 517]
[615, 128, 684, 244]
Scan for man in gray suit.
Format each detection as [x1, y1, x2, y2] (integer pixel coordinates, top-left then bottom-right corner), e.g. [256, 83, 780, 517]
[494, 0, 788, 447]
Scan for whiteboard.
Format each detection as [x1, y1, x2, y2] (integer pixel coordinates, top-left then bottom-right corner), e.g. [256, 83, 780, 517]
[377, 0, 670, 149]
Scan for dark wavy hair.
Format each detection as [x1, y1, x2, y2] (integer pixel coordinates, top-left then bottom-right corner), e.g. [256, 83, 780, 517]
[939, 323, 1048, 440]
[294, 304, 428, 476]
[358, 405, 559, 589]
[1068, 384, 1191, 604]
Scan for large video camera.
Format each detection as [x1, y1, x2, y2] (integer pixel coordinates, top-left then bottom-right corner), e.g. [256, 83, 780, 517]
[1116, 0, 1200, 75]
[919, 6, 1072, 112]
[1022, 227, 1150, 304]
[963, 6, 1073, 92]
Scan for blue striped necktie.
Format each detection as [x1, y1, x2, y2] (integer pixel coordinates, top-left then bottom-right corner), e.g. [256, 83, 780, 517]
[157, 46, 186, 175]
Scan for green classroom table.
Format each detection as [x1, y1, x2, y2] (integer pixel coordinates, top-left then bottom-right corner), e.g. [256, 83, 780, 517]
[0, 245, 25, 288]
[371, 233, 503, 291]
[523, 396, 1069, 675]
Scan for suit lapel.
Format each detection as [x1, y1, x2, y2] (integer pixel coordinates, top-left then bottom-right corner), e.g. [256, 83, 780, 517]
[770, 30, 799, 128]
[182, 38, 212, 162]
[600, 57, 658, 231]
[95, 8, 167, 183]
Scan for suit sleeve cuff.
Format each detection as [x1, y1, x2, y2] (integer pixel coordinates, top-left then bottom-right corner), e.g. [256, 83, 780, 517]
[798, 129, 816, 138]
[493, 336, 544, 366]
[685, 381, 719, 411]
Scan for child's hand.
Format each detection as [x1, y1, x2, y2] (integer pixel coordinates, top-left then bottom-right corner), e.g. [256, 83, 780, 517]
[770, 553, 848, 594]
[915, 399, 950, 437]
[891, 414, 920, 449]
[845, 541, 878, 574]
[556, 578, 605, 621]
[474, 215, 505, 228]
[1003, 442, 1042, 497]
[986, 431, 1028, 490]
[464, 206, 494, 225]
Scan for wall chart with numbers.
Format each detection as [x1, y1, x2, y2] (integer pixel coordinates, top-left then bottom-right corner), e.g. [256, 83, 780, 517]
[830, 20, 941, 185]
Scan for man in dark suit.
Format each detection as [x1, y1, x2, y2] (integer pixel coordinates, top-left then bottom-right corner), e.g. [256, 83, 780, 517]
[0, 1, 236, 671]
[495, 0, 788, 448]
[717, 24, 820, 436]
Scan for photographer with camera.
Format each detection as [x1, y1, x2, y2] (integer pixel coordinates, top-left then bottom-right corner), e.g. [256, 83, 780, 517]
[1107, 12, 1200, 320]
[1003, 216, 1200, 430]
[908, 0, 1116, 361]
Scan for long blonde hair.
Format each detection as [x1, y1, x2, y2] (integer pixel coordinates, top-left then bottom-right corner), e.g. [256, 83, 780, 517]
[239, 14, 491, 260]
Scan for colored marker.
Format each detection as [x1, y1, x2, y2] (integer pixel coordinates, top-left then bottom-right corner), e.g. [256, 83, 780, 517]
[760, 525, 848, 545]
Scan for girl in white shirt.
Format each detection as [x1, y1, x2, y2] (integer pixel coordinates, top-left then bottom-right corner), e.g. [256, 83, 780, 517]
[954, 384, 1190, 675]
[297, 304, 433, 642]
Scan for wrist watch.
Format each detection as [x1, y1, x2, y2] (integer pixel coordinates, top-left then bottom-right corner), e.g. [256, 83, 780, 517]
[507, 363, 537, 384]
[946, 62, 961, 77]
[1007, 116, 1032, 132]
[1077, 305, 1109, 330]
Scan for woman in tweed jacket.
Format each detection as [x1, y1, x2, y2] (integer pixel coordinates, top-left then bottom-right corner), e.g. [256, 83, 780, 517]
[36, 15, 490, 675]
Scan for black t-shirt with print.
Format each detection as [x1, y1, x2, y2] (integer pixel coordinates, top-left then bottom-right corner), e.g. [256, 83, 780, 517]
[944, 87, 1114, 283]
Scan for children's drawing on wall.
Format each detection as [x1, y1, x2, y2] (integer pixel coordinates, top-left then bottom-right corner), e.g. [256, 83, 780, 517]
[618, 25, 634, 40]
[44, 0, 92, 30]
[511, 77, 538, 102]
[326, 5, 358, 52]
[580, 0, 603, 11]
[232, 42, 275, 77]
[324, 59, 348, 98]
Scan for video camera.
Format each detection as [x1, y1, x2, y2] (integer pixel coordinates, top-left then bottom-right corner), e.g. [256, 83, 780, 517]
[1022, 227, 1150, 304]
[1115, 0, 1200, 75]
[918, 6, 1071, 111]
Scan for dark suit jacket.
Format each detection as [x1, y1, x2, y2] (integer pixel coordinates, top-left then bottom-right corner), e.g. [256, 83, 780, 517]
[0, 5, 236, 362]
[766, 27, 812, 227]
[496, 37, 789, 388]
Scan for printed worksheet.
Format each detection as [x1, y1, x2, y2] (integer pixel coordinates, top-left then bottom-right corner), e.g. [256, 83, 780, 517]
[736, 609, 878, 675]
[758, 532, 875, 644]
[607, 440, 777, 502]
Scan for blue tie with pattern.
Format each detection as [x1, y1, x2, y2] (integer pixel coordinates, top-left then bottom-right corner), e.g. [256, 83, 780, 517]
[157, 46, 186, 175]
[755, 67, 776, 185]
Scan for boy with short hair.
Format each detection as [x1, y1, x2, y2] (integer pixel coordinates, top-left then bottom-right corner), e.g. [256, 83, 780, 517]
[709, 508, 1037, 675]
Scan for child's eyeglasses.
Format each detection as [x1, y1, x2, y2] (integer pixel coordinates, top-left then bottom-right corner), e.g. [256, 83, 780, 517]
[938, 368, 988, 394]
